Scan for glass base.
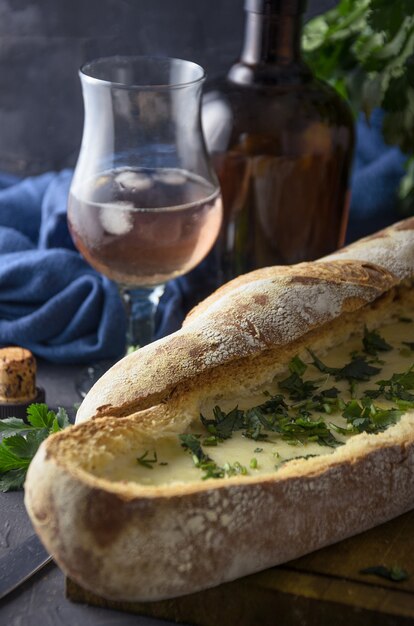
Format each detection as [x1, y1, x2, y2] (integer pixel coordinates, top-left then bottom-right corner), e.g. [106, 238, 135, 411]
[75, 284, 165, 399]
[122, 284, 165, 350]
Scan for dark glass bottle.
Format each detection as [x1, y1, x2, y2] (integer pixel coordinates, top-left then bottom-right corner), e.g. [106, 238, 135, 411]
[203, 0, 354, 283]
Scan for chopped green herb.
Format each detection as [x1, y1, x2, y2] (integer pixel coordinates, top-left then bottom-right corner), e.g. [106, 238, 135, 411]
[202, 436, 219, 446]
[349, 379, 358, 399]
[340, 357, 381, 381]
[159, 462, 169, 466]
[398, 317, 413, 324]
[199, 461, 225, 480]
[329, 422, 353, 436]
[223, 461, 248, 476]
[380, 367, 414, 390]
[242, 407, 270, 441]
[137, 450, 158, 469]
[292, 387, 343, 416]
[278, 357, 320, 400]
[179, 434, 253, 480]
[360, 565, 409, 582]
[180, 434, 206, 461]
[179, 434, 225, 479]
[279, 416, 342, 448]
[0, 404, 71, 492]
[342, 398, 402, 434]
[243, 396, 288, 441]
[199, 389, 342, 449]
[279, 454, 319, 466]
[278, 372, 320, 401]
[200, 406, 244, 440]
[288, 355, 307, 377]
[363, 327, 392, 356]
[368, 364, 414, 406]
[308, 349, 381, 382]
[403, 342, 414, 351]
[306, 349, 341, 376]
[186, 337, 409, 479]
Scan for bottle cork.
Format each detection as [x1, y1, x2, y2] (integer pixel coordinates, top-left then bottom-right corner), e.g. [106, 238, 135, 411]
[0, 347, 45, 419]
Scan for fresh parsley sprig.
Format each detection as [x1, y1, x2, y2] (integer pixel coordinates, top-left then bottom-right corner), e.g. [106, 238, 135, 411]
[303, 0, 414, 211]
[0, 404, 70, 492]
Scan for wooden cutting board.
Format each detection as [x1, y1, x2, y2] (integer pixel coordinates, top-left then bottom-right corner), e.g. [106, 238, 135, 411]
[66, 509, 414, 626]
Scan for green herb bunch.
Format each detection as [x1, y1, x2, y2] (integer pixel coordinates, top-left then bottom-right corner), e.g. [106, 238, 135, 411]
[0, 404, 70, 492]
[303, 0, 414, 211]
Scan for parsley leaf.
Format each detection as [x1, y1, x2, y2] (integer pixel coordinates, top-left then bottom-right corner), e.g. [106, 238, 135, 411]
[136, 450, 158, 469]
[278, 372, 320, 401]
[179, 434, 251, 480]
[279, 357, 320, 400]
[371, 365, 414, 406]
[179, 434, 226, 480]
[26, 404, 56, 429]
[0, 418, 33, 435]
[342, 398, 402, 433]
[340, 357, 381, 381]
[200, 406, 244, 440]
[289, 355, 307, 376]
[403, 342, 414, 351]
[308, 349, 381, 381]
[0, 404, 71, 492]
[55, 406, 71, 430]
[0, 468, 27, 492]
[303, 0, 414, 202]
[363, 327, 392, 356]
[279, 416, 342, 448]
[179, 434, 208, 463]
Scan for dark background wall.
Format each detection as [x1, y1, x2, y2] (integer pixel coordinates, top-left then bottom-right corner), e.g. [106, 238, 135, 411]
[0, 0, 335, 176]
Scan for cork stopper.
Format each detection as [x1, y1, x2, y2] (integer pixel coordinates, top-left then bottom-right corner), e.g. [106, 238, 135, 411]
[0, 347, 38, 404]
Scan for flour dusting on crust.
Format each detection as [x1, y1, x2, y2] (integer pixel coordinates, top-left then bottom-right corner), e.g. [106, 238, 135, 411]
[76, 219, 414, 423]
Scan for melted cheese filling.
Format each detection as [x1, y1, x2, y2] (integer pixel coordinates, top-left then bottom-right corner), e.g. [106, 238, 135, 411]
[95, 314, 414, 486]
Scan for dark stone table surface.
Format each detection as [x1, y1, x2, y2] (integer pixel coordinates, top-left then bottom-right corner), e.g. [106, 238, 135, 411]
[0, 361, 176, 626]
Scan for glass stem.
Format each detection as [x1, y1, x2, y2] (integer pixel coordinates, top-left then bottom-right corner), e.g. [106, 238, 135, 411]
[121, 285, 165, 350]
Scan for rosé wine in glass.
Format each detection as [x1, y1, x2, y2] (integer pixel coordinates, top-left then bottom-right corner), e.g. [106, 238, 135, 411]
[68, 167, 222, 286]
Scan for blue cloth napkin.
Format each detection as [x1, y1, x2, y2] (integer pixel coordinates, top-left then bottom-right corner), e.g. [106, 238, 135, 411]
[0, 171, 127, 363]
[346, 109, 407, 242]
[0, 111, 408, 364]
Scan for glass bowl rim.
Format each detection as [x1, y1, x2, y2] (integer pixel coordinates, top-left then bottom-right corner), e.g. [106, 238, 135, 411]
[79, 55, 206, 91]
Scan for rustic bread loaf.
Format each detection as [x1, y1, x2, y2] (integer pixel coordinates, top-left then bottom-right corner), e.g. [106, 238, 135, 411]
[24, 218, 414, 602]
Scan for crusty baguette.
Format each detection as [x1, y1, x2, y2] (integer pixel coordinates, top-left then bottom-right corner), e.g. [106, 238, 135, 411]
[24, 218, 414, 602]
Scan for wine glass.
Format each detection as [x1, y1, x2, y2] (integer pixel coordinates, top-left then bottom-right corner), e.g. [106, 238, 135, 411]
[67, 56, 223, 391]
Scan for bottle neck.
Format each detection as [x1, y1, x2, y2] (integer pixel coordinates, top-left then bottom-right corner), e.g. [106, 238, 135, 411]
[240, 10, 303, 66]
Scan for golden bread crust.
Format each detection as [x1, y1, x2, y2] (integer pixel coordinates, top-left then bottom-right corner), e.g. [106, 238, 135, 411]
[24, 218, 414, 601]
